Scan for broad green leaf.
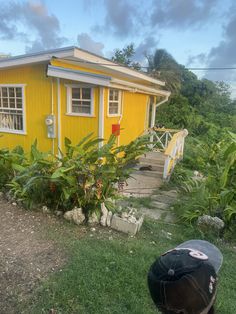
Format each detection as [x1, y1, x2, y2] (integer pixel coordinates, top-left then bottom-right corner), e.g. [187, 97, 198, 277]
[76, 132, 94, 148]
[11, 163, 25, 172]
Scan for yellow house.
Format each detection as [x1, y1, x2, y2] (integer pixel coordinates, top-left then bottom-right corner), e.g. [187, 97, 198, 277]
[0, 46, 170, 154]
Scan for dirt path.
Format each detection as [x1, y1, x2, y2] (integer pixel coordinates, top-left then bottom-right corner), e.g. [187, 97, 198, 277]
[0, 196, 66, 314]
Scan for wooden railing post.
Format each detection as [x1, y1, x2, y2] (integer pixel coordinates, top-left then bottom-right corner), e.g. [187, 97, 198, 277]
[147, 127, 188, 180]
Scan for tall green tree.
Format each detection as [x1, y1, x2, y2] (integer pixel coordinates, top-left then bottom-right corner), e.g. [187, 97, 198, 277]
[147, 49, 183, 93]
[111, 44, 141, 70]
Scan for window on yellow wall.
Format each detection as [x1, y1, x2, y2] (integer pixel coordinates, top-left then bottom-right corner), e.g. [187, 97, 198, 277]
[108, 89, 121, 116]
[67, 85, 94, 116]
[0, 85, 25, 134]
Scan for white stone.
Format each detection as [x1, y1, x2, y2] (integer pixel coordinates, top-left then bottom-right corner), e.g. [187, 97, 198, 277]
[100, 203, 108, 226]
[137, 216, 144, 232]
[121, 212, 129, 219]
[106, 211, 113, 227]
[42, 205, 50, 213]
[197, 215, 224, 231]
[128, 216, 137, 223]
[111, 214, 143, 235]
[64, 207, 85, 225]
[55, 211, 63, 216]
[88, 212, 99, 224]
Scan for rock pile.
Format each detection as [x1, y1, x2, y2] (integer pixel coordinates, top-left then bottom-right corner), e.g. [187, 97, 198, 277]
[62, 204, 144, 235]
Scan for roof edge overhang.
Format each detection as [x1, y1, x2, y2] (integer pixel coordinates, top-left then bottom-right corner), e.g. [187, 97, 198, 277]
[110, 78, 170, 97]
[73, 48, 165, 87]
[47, 65, 111, 86]
[0, 46, 166, 88]
[47, 65, 170, 97]
[0, 46, 75, 69]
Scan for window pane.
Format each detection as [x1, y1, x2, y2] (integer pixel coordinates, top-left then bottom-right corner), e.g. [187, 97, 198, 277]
[109, 102, 118, 114]
[9, 98, 15, 108]
[72, 88, 80, 99]
[109, 89, 119, 101]
[109, 90, 114, 100]
[2, 88, 8, 97]
[15, 88, 22, 97]
[2, 98, 8, 108]
[71, 95, 91, 114]
[9, 88, 15, 97]
[72, 105, 80, 113]
[0, 87, 23, 131]
[82, 88, 91, 99]
[16, 99, 22, 108]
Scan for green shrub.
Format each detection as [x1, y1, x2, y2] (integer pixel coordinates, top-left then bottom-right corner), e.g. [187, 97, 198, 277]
[0, 145, 26, 189]
[7, 134, 151, 219]
[172, 131, 236, 229]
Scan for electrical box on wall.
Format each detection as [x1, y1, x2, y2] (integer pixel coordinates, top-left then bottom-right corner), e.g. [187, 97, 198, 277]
[45, 114, 56, 138]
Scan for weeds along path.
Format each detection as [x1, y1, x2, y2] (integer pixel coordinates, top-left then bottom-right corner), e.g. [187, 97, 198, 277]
[0, 196, 66, 314]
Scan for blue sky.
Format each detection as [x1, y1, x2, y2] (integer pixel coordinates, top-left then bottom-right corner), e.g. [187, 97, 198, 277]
[0, 0, 236, 96]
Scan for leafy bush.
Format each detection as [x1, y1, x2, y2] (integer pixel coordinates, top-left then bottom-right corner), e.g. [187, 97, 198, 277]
[6, 134, 150, 219]
[0, 145, 26, 189]
[8, 140, 58, 208]
[173, 131, 236, 229]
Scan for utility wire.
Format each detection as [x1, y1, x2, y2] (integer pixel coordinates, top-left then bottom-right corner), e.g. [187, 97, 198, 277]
[75, 60, 236, 71]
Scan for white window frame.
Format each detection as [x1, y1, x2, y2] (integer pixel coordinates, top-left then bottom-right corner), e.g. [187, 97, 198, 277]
[66, 84, 94, 117]
[0, 84, 26, 134]
[108, 88, 122, 117]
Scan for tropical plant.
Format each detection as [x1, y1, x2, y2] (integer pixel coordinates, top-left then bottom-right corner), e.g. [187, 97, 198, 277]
[8, 140, 57, 208]
[8, 134, 151, 220]
[173, 131, 236, 228]
[50, 134, 151, 218]
[0, 145, 26, 189]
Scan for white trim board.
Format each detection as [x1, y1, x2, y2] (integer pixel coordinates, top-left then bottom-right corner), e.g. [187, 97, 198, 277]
[0, 46, 165, 87]
[47, 65, 111, 86]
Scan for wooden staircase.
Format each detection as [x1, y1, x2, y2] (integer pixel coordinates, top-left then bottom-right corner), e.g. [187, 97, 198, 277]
[122, 128, 188, 197]
[138, 151, 165, 178]
[123, 151, 165, 196]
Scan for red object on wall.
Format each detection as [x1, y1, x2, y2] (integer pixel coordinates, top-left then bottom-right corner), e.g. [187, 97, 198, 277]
[112, 124, 120, 136]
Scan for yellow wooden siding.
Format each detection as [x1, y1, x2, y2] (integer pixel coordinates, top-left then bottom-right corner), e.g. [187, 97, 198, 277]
[0, 64, 57, 152]
[58, 79, 99, 149]
[0, 62, 150, 153]
[104, 89, 149, 145]
[51, 59, 108, 77]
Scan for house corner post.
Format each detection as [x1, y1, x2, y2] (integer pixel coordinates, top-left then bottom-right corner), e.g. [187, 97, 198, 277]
[57, 78, 62, 156]
[98, 87, 104, 148]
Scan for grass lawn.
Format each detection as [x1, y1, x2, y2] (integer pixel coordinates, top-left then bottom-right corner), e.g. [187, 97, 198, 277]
[22, 219, 236, 314]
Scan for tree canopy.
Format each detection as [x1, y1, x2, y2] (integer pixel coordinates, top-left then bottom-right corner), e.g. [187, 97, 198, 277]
[111, 44, 236, 137]
[111, 44, 141, 70]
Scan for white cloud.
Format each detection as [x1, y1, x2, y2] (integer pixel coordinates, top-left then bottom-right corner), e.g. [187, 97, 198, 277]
[77, 33, 104, 56]
[0, 1, 66, 53]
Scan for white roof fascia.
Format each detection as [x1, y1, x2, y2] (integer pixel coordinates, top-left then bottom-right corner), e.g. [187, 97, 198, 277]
[0, 46, 166, 88]
[47, 65, 111, 86]
[110, 78, 171, 97]
[0, 46, 75, 69]
[73, 48, 165, 87]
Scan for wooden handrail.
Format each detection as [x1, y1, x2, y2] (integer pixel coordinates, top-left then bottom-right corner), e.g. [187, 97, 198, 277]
[163, 129, 188, 179]
[147, 127, 188, 179]
[152, 127, 181, 133]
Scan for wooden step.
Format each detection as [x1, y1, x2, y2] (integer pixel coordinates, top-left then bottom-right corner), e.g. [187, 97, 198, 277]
[139, 156, 165, 165]
[144, 151, 165, 159]
[138, 162, 164, 172]
[132, 169, 163, 179]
